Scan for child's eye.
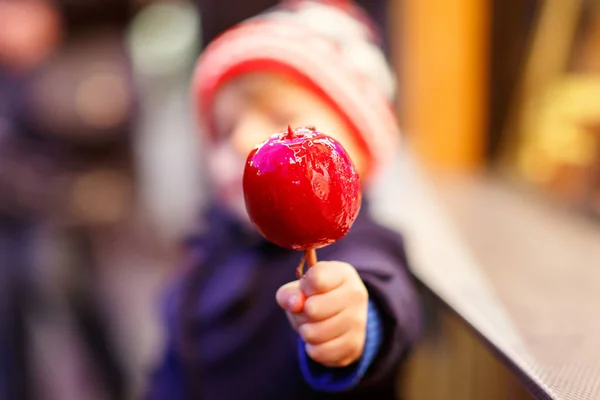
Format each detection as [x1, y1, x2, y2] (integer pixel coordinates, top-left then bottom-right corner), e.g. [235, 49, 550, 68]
[214, 119, 235, 140]
[213, 128, 229, 142]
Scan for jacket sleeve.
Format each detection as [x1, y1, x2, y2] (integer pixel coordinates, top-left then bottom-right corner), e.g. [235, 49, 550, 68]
[297, 298, 383, 391]
[323, 223, 423, 388]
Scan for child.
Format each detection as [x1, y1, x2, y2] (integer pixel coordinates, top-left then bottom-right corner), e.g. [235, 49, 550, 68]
[145, 1, 422, 398]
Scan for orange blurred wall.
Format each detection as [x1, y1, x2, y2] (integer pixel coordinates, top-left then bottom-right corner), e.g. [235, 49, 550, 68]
[392, 0, 489, 174]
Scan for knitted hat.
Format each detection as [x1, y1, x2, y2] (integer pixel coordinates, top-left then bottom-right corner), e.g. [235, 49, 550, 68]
[192, 0, 400, 178]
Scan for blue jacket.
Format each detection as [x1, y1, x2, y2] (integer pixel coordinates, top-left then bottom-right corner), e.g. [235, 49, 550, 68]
[145, 200, 422, 399]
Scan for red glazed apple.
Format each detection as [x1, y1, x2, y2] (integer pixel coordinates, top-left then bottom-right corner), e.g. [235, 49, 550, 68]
[243, 126, 362, 258]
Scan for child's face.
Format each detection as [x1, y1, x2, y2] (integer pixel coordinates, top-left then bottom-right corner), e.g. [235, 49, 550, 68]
[207, 72, 367, 222]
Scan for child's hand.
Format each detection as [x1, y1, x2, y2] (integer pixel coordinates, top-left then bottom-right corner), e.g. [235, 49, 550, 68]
[276, 261, 368, 368]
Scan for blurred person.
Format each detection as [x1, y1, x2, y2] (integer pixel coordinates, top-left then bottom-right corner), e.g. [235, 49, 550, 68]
[0, 2, 63, 399]
[0, 1, 147, 399]
[145, 1, 422, 399]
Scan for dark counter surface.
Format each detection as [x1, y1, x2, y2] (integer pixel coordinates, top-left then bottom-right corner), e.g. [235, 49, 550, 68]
[371, 148, 600, 400]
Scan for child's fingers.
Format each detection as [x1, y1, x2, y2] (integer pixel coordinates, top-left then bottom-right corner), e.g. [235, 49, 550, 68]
[304, 332, 364, 368]
[301, 287, 348, 322]
[300, 261, 348, 296]
[298, 308, 354, 345]
[276, 281, 304, 313]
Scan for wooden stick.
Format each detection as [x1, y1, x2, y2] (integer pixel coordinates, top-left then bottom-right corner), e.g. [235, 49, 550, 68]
[305, 248, 317, 267]
[296, 248, 317, 279]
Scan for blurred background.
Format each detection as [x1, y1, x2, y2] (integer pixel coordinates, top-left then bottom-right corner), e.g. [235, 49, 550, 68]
[1, 0, 599, 399]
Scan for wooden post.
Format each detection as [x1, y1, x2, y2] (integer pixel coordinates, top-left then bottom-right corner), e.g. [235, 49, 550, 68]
[393, 0, 490, 174]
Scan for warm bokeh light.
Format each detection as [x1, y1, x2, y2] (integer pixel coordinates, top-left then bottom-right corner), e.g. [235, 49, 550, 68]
[75, 71, 132, 130]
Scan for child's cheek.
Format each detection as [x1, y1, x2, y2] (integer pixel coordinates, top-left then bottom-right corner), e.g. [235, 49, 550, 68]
[208, 144, 251, 223]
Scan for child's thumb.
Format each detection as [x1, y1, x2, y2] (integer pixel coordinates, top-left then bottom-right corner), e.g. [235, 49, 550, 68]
[276, 281, 305, 314]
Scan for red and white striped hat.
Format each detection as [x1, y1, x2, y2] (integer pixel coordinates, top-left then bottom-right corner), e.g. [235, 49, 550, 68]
[192, 0, 400, 178]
